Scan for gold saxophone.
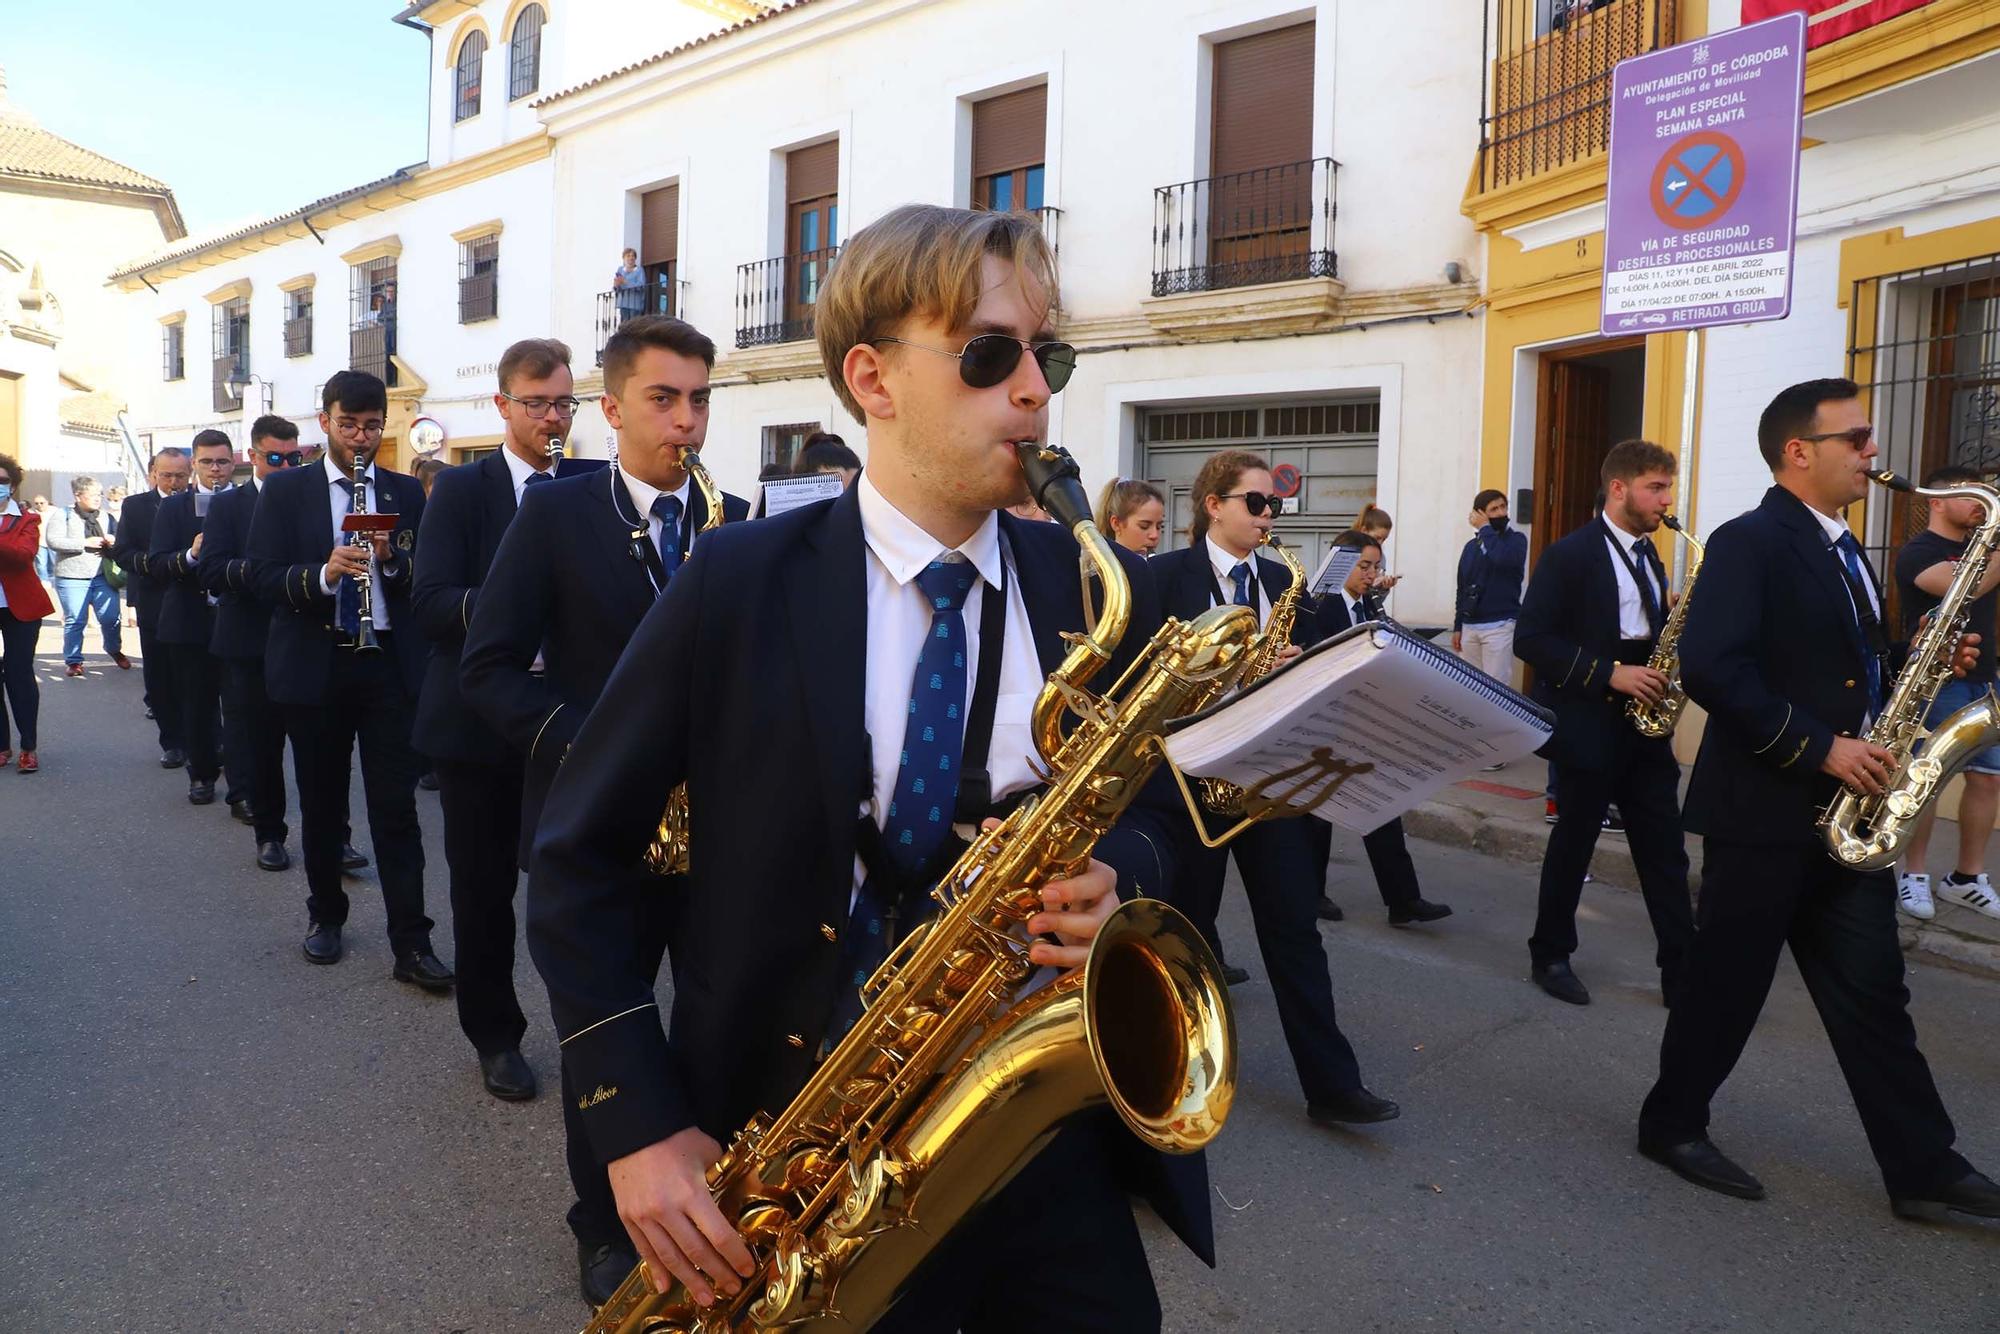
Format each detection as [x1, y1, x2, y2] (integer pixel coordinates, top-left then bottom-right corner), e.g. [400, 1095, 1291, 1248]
[585, 443, 1259, 1333]
[1822, 470, 2000, 870]
[1627, 515, 1705, 739]
[643, 446, 727, 878]
[1200, 533, 1309, 815]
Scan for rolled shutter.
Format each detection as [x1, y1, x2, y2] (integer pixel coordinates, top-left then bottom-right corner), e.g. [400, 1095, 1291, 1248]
[1210, 23, 1314, 177]
[787, 140, 839, 202]
[972, 86, 1048, 178]
[641, 183, 680, 266]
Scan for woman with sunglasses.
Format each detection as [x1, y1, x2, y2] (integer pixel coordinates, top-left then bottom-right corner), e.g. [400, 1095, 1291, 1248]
[1148, 448, 1402, 1133]
[1096, 476, 1166, 556]
[0, 452, 53, 772]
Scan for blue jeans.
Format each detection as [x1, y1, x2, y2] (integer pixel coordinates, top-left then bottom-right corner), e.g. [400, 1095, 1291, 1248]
[55, 574, 122, 665]
[1922, 676, 2000, 774]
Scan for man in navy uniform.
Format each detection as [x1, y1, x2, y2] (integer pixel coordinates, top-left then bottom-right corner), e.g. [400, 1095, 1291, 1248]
[114, 448, 190, 768]
[151, 430, 236, 806]
[527, 206, 1198, 1329]
[245, 370, 451, 990]
[460, 317, 745, 1304]
[1637, 377, 1999, 1223]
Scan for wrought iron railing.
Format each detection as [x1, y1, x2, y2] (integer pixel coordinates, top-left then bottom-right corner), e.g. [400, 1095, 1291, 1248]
[212, 354, 246, 414]
[459, 270, 498, 323]
[349, 317, 397, 387]
[284, 315, 312, 358]
[736, 246, 839, 349]
[1476, 0, 1679, 192]
[595, 265, 684, 365]
[1033, 206, 1063, 255]
[1152, 158, 1337, 297]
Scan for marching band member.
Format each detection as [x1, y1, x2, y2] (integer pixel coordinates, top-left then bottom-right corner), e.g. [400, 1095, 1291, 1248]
[112, 449, 191, 769]
[151, 430, 235, 806]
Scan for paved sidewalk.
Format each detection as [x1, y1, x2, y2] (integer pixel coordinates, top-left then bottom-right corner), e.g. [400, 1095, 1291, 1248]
[1405, 762, 2000, 980]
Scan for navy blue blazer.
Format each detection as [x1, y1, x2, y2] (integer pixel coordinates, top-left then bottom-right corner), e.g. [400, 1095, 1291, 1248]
[1680, 485, 1881, 845]
[112, 490, 169, 619]
[525, 486, 1211, 1266]
[1149, 541, 1322, 648]
[459, 467, 750, 855]
[244, 462, 426, 706]
[1514, 518, 1673, 772]
[197, 481, 270, 660]
[150, 489, 220, 648]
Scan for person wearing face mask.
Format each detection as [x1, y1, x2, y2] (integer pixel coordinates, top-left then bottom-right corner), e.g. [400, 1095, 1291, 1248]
[1453, 488, 1528, 691]
[1095, 476, 1166, 557]
[0, 452, 54, 773]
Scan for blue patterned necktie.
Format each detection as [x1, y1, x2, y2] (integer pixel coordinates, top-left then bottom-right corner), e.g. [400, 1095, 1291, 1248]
[653, 494, 683, 577]
[1834, 531, 1883, 706]
[333, 477, 362, 636]
[830, 554, 978, 1041]
[1229, 560, 1254, 608]
[522, 470, 553, 493]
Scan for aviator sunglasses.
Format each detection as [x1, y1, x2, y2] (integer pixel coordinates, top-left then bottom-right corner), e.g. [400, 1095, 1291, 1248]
[262, 449, 308, 468]
[1219, 490, 1287, 518]
[876, 334, 1078, 393]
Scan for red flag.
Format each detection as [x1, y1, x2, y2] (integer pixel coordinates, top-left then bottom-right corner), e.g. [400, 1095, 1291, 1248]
[1742, 0, 1935, 48]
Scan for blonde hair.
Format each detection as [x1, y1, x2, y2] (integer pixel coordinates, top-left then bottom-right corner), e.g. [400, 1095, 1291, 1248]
[1358, 504, 1391, 536]
[816, 203, 1059, 422]
[1095, 476, 1164, 532]
[1187, 449, 1269, 542]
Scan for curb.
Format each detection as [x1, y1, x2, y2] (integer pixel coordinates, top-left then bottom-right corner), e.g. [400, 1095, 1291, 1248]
[1404, 797, 2000, 982]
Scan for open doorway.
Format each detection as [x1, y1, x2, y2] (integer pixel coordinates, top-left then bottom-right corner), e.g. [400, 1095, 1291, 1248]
[1531, 338, 1645, 560]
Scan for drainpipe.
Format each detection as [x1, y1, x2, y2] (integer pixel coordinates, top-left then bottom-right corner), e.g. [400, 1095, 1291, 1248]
[392, 7, 435, 165]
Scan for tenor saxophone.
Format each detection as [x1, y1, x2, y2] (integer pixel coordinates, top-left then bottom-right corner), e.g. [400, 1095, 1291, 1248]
[1200, 533, 1309, 815]
[1821, 471, 2000, 869]
[643, 445, 727, 877]
[586, 443, 1255, 1333]
[1627, 515, 1705, 739]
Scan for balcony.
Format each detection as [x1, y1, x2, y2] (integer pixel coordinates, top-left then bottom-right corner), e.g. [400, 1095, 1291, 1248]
[284, 315, 312, 358]
[1032, 205, 1062, 255]
[459, 270, 497, 324]
[349, 315, 398, 388]
[1151, 159, 1338, 297]
[736, 246, 839, 349]
[595, 264, 684, 365]
[212, 354, 246, 413]
[1476, 0, 1680, 193]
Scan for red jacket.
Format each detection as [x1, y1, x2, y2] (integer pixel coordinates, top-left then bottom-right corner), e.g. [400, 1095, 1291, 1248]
[0, 510, 55, 620]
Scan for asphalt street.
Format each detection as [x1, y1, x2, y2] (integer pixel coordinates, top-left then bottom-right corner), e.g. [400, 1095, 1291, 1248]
[3, 650, 1997, 1333]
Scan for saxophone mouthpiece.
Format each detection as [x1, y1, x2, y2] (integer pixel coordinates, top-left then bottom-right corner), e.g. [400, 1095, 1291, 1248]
[1662, 514, 1684, 533]
[1014, 442, 1092, 530]
[1867, 469, 1912, 492]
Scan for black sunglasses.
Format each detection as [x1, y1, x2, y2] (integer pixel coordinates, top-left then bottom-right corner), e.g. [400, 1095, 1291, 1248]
[263, 450, 308, 468]
[1220, 490, 1286, 518]
[1799, 426, 1875, 449]
[876, 334, 1077, 393]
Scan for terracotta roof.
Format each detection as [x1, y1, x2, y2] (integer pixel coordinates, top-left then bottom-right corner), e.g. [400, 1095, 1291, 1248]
[108, 165, 421, 280]
[0, 117, 171, 196]
[536, 0, 822, 106]
[59, 389, 126, 436]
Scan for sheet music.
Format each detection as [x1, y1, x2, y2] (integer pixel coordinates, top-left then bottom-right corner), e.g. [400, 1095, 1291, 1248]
[761, 473, 847, 517]
[1310, 547, 1361, 600]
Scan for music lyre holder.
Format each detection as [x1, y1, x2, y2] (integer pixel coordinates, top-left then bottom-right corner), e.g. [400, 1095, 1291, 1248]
[341, 514, 400, 535]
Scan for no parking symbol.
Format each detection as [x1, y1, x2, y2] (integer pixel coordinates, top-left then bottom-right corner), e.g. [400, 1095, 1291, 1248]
[1650, 131, 1746, 231]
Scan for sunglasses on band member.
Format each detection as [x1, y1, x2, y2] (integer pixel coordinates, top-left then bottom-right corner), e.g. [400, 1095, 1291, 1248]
[262, 449, 308, 468]
[875, 334, 1078, 394]
[1220, 490, 1286, 518]
[1799, 426, 1875, 449]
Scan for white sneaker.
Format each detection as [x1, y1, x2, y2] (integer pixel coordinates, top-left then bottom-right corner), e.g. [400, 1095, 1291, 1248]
[1937, 873, 2000, 920]
[1898, 873, 1935, 920]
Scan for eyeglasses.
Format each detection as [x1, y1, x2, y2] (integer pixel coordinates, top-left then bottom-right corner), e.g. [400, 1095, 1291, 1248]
[1800, 426, 1875, 448]
[262, 450, 307, 468]
[501, 392, 582, 418]
[876, 334, 1077, 394]
[332, 419, 385, 437]
[1219, 490, 1286, 518]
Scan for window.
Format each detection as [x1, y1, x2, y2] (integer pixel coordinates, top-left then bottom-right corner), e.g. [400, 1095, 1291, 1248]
[285, 286, 313, 357]
[762, 422, 819, 473]
[162, 319, 185, 381]
[970, 86, 1047, 214]
[509, 4, 545, 101]
[211, 298, 249, 412]
[459, 234, 499, 323]
[787, 140, 839, 326]
[349, 260, 398, 386]
[454, 29, 486, 122]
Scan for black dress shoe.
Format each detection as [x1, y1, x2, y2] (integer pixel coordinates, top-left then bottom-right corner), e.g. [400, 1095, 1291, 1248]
[229, 798, 254, 825]
[256, 841, 291, 872]
[339, 842, 369, 872]
[160, 748, 186, 769]
[1220, 963, 1251, 986]
[418, 770, 440, 791]
[1532, 959, 1591, 1005]
[1389, 898, 1454, 926]
[1316, 894, 1344, 922]
[1308, 1087, 1401, 1125]
[1892, 1169, 2000, 1222]
[303, 922, 343, 964]
[393, 949, 456, 992]
[579, 1239, 640, 1307]
[187, 779, 215, 806]
[1638, 1134, 1765, 1200]
[480, 1049, 537, 1101]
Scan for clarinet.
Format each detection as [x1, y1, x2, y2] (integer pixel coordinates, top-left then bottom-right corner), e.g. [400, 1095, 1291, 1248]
[546, 435, 565, 465]
[349, 454, 381, 654]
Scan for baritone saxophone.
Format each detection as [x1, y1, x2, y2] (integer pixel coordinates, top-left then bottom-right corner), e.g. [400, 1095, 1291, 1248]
[643, 445, 726, 877]
[1821, 471, 2000, 870]
[1627, 515, 1705, 739]
[584, 442, 1267, 1333]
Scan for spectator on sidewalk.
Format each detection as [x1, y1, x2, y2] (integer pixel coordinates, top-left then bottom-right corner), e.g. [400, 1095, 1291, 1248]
[0, 452, 53, 773]
[30, 495, 53, 582]
[44, 475, 128, 676]
[1454, 487, 1527, 685]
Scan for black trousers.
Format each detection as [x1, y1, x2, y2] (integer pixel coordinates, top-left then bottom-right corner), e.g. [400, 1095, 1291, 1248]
[872, 1119, 1160, 1334]
[139, 614, 183, 752]
[1184, 817, 1363, 1103]
[223, 657, 288, 844]
[436, 758, 528, 1057]
[1307, 814, 1422, 911]
[169, 642, 225, 785]
[1639, 838, 1970, 1197]
[281, 647, 432, 954]
[1531, 730, 1693, 986]
[0, 608, 40, 752]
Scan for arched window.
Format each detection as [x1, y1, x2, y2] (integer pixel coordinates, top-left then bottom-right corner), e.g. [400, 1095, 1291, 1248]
[509, 5, 546, 101]
[454, 29, 486, 122]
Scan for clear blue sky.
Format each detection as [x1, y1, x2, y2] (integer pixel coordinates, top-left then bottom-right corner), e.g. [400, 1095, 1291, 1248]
[5, 0, 430, 233]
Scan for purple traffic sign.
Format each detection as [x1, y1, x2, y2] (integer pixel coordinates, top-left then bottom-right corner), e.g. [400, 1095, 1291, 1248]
[1601, 12, 1806, 336]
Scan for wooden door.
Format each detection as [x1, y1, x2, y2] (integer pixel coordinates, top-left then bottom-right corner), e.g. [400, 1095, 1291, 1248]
[787, 195, 837, 330]
[1534, 356, 1611, 562]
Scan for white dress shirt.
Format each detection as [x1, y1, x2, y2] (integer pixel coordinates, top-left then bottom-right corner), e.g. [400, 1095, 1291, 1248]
[618, 463, 691, 567]
[185, 481, 232, 557]
[854, 473, 1043, 904]
[502, 445, 556, 505]
[319, 453, 391, 630]
[1204, 533, 1271, 627]
[1805, 501, 1881, 621]
[1600, 513, 1666, 640]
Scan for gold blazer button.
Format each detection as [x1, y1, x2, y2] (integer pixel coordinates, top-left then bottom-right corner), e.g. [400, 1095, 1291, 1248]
[786, 1033, 805, 1048]
[820, 923, 838, 942]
